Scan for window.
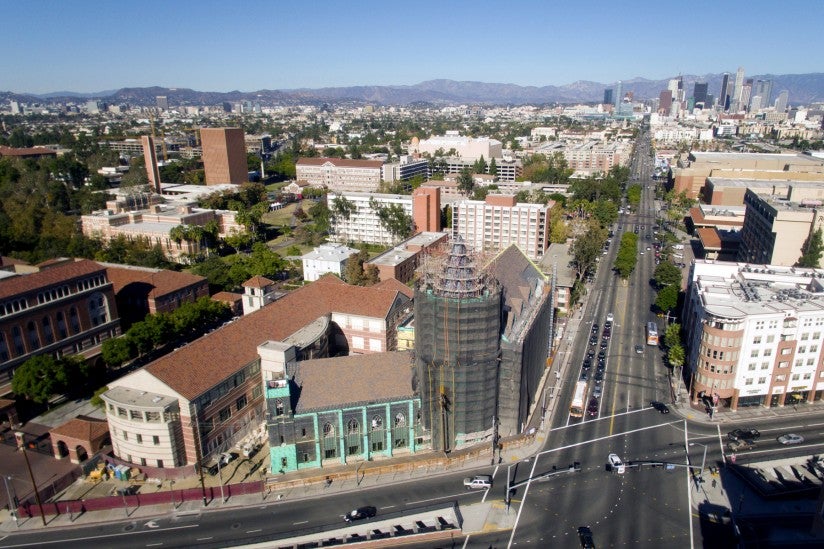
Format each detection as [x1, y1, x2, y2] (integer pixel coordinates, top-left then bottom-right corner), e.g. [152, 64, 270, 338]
[252, 385, 262, 399]
[347, 419, 359, 435]
[748, 364, 756, 371]
[803, 373, 812, 380]
[758, 377, 767, 384]
[745, 378, 753, 385]
[281, 457, 287, 468]
[811, 345, 819, 353]
[798, 346, 807, 354]
[753, 336, 762, 344]
[323, 423, 335, 438]
[140, 458, 146, 466]
[763, 349, 772, 357]
[371, 416, 383, 431]
[130, 410, 143, 421]
[42, 317, 54, 344]
[750, 350, 759, 358]
[123, 431, 128, 441]
[219, 407, 231, 422]
[145, 411, 160, 422]
[153, 436, 159, 446]
[766, 335, 775, 343]
[157, 459, 164, 468]
[236, 395, 247, 411]
[302, 453, 310, 463]
[761, 362, 769, 370]
[792, 373, 801, 381]
[275, 399, 284, 416]
[118, 407, 127, 418]
[136, 434, 143, 444]
[780, 348, 790, 355]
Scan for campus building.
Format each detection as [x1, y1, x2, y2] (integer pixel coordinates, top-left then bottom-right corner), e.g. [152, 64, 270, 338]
[0, 259, 121, 395]
[201, 128, 248, 185]
[328, 192, 414, 246]
[683, 260, 824, 411]
[296, 158, 383, 193]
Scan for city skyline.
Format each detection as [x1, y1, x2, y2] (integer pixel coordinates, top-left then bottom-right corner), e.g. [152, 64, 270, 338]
[3, 0, 822, 95]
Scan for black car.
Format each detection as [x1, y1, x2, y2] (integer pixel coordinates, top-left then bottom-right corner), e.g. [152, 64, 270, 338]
[580, 370, 588, 381]
[594, 370, 604, 381]
[587, 397, 599, 417]
[591, 323, 599, 334]
[602, 328, 611, 339]
[587, 348, 595, 358]
[344, 506, 377, 522]
[589, 336, 598, 346]
[728, 428, 760, 442]
[578, 526, 595, 548]
[582, 358, 592, 370]
[598, 349, 606, 360]
[600, 339, 608, 348]
[650, 401, 670, 414]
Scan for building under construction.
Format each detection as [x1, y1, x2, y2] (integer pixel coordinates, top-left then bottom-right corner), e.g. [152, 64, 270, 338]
[414, 237, 553, 452]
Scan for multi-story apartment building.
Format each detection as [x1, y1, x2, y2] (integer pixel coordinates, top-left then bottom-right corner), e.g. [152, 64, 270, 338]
[296, 158, 383, 193]
[738, 190, 824, 268]
[428, 157, 522, 182]
[683, 260, 824, 410]
[451, 195, 553, 261]
[0, 259, 121, 395]
[561, 141, 631, 175]
[328, 192, 413, 246]
[81, 201, 243, 264]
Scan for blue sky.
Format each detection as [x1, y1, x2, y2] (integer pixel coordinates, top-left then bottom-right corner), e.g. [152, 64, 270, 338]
[2, 0, 821, 94]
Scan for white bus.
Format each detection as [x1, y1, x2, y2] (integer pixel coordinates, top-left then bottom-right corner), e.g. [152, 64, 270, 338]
[570, 380, 588, 418]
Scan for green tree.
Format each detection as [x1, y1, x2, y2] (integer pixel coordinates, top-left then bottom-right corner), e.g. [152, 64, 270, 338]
[663, 322, 682, 349]
[12, 355, 68, 404]
[797, 228, 824, 268]
[90, 385, 109, 408]
[655, 284, 679, 313]
[571, 222, 607, 279]
[592, 199, 619, 227]
[613, 232, 638, 279]
[654, 262, 682, 288]
[667, 342, 685, 369]
[626, 184, 642, 209]
[101, 336, 136, 367]
[488, 158, 498, 176]
[457, 168, 474, 196]
[343, 250, 367, 285]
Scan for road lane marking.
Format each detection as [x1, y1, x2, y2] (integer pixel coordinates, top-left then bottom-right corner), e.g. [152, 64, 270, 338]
[381, 505, 396, 509]
[292, 520, 308, 525]
[246, 529, 261, 533]
[196, 538, 213, 542]
[405, 492, 468, 506]
[0, 524, 200, 547]
[146, 544, 163, 547]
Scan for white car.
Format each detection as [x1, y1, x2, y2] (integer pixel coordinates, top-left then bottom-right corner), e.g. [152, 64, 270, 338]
[777, 434, 804, 445]
[608, 453, 625, 474]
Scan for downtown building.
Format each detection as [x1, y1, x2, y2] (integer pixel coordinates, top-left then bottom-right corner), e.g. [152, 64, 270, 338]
[451, 195, 553, 261]
[201, 128, 249, 185]
[683, 260, 824, 411]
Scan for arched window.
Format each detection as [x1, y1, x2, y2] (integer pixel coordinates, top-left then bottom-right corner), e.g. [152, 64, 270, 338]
[347, 419, 359, 435]
[56, 311, 67, 339]
[27, 321, 40, 350]
[322, 422, 335, 438]
[275, 399, 284, 416]
[42, 317, 54, 344]
[371, 415, 383, 431]
[394, 412, 406, 427]
[69, 307, 80, 334]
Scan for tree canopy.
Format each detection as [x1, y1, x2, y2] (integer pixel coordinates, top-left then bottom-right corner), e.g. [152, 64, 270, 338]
[653, 262, 682, 288]
[655, 284, 679, 313]
[797, 228, 824, 268]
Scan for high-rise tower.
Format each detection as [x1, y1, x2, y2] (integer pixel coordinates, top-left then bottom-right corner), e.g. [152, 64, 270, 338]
[719, 73, 731, 111]
[201, 127, 248, 185]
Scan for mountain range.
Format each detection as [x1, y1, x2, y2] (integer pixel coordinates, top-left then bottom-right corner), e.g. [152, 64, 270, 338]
[4, 73, 824, 107]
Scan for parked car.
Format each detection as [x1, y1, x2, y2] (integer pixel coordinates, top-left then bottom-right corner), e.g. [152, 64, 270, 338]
[777, 434, 804, 445]
[634, 345, 644, 354]
[650, 401, 670, 414]
[727, 428, 760, 442]
[219, 452, 238, 466]
[344, 506, 377, 522]
[242, 443, 261, 459]
[463, 475, 493, 490]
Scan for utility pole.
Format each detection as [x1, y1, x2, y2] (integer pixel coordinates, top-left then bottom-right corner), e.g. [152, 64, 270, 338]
[19, 444, 46, 526]
[191, 406, 208, 506]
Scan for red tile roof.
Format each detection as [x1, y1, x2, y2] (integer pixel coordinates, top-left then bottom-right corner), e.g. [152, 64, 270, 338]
[696, 227, 722, 249]
[374, 278, 414, 299]
[294, 351, 413, 412]
[143, 274, 410, 400]
[0, 259, 106, 301]
[296, 157, 383, 169]
[243, 275, 274, 288]
[101, 264, 206, 299]
[50, 415, 110, 441]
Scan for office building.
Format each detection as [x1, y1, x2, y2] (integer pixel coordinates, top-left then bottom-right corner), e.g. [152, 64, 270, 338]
[774, 90, 789, 113]
[156, 96, 168, 110]
[451, 195, 554, 261]
[741, 79, 753, 111]
[659, 90, 673, 115]
[693, 82, 709, 108]
[732, 67, 745, 110]
[201, 128, 248, 185]
[738, 190, 824, 268]
[382, 156, 429, 183]
[603, 89, 613, 105]
[614, 81, 623, 110]
[752, 80, 773, 111]
[719, 73, 731, 111]
[683, 260, 824, 411]
[296, 158, 383, 193]
[0, 259, 121, 395]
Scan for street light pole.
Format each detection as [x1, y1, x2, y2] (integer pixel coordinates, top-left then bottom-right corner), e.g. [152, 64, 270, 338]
[689, 442, 707, 482]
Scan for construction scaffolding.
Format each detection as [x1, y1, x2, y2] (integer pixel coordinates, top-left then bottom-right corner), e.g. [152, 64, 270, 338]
[415, 236, 501, 452]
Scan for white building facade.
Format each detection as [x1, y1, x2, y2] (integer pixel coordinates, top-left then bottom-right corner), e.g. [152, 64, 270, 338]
[328, 192, 413, 246]
[683, 260, 824, 411]
[451, 195, 552, 261]
[301, 243, 358, 282]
